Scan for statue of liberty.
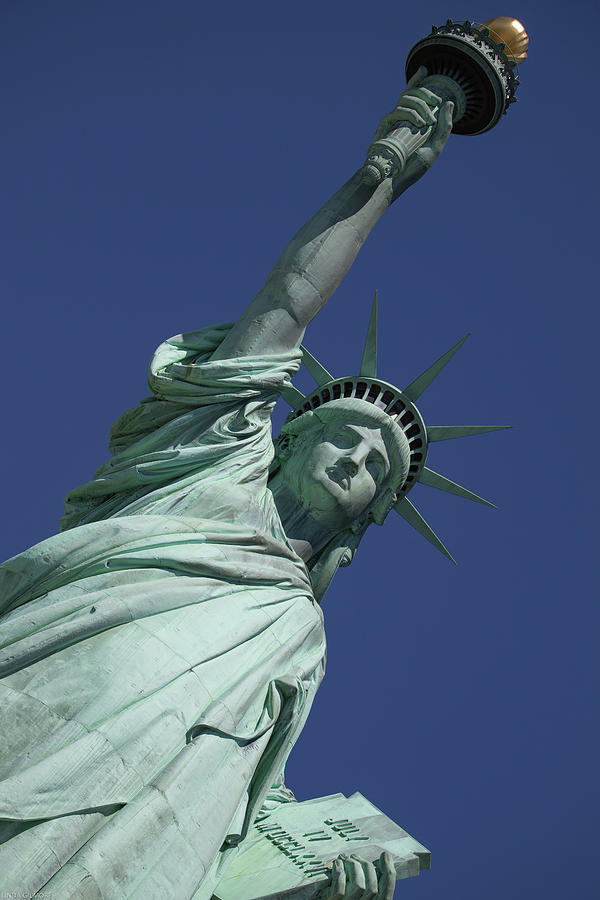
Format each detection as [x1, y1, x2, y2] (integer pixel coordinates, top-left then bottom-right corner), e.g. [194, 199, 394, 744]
[0, 19, 527, 897]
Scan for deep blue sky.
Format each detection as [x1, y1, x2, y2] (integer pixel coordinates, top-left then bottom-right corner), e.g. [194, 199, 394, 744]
[2, 2, 598, 898]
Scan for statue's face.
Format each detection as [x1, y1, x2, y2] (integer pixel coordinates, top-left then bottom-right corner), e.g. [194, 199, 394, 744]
[281, 422, 391, 530]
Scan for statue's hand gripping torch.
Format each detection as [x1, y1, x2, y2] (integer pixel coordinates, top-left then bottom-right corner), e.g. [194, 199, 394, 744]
[361, 17, 529, 187]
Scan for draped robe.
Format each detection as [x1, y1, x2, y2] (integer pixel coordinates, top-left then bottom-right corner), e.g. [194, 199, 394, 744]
[0, 325, 326, 899]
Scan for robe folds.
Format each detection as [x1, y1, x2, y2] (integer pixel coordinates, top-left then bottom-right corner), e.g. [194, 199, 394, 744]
[0, 325, 326, 899]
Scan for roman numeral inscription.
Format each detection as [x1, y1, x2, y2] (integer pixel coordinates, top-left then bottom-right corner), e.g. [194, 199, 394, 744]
[215, 792, 431, 899]
[254, 816, 372, 879]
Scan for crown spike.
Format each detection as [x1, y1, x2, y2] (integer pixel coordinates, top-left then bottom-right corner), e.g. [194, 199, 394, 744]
[403, 334, 470, 402]
[300, 346, 334, 387]
[418, 467, 497, 508]
[359, 291, 378, 378]
[427, 425, 511, 442]
[393, 496, 456, 564]
[280, 385, 306, 409]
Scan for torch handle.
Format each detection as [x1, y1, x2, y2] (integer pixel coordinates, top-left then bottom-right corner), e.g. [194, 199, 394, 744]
[361, 75, 465, 187]
[361, 124, 433, 186]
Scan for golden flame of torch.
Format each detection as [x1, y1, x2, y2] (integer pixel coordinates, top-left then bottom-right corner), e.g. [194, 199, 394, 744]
[483, 16, 529, 64]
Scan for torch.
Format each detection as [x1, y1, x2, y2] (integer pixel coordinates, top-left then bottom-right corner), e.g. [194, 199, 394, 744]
[361, 17, 529, 186]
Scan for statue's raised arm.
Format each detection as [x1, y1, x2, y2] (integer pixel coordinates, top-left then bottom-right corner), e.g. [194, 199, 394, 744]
[212, 68, 453, 361]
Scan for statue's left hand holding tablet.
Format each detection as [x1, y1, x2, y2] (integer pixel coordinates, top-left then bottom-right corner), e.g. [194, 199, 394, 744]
[315, 851, 397, 900]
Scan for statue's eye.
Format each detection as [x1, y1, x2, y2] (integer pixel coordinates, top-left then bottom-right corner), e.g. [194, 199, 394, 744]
[366, 455, 385, 484]
[328, 428, 357, 450]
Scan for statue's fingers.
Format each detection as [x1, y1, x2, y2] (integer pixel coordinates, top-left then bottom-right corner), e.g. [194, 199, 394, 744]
[384, 107, 427, 129]
[351, 854, 378, 898]
[406, 65, 428, 89]
[343, 856, 366, 899]
[326, 858, 346, 900]
[375, 851, 397, 900]
[442, 99, 455, 130]
[394, 94, 437, 125]
[397, 85, 441, 109]
[414, 86, 443, 107]
[432, 100, 454, 145]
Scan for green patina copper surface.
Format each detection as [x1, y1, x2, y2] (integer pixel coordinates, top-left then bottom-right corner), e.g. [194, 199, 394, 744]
[215, 793, 430, 900]
[1, 328, 326, 898]
[0, 50, 518, 898]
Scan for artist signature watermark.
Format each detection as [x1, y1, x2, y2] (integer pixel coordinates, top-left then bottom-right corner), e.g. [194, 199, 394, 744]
[1, 893, 51, 899]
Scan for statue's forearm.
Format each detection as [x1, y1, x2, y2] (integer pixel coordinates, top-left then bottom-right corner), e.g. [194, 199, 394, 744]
[268, 170, 394, 322]
[212, 170, 396, 360]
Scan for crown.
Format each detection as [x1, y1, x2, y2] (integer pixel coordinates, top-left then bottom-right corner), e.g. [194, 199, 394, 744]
[280, 294, 509, 563]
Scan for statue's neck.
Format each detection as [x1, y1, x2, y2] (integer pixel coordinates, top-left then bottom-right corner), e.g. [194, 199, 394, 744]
[269, 471, 335, 563]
